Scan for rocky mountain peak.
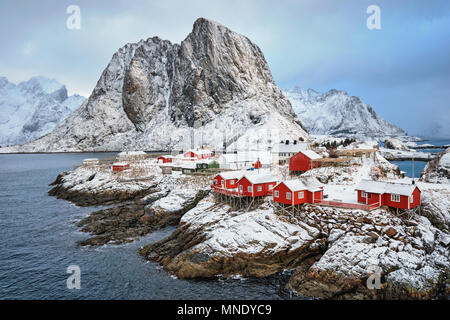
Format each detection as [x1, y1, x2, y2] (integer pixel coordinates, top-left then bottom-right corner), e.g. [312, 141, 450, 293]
[6, 18, 306, 152]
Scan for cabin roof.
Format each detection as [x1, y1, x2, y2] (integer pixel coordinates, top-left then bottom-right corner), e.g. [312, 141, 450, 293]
[298, 150, 321, 160]
[277, 180, 308, 191]
[158, 155, 174, 158]
[355, 179, 419, 196]
[242, 173, 277, 184]
[112, 162, 129, 166]
[217, 170, 246, 180]
[275, 179, 322, 192]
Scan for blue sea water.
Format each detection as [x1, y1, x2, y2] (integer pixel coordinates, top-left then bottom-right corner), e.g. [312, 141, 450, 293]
[391, 138, 449, 177]
[0, 153, 302, 300]
[391, 161, 427, 178]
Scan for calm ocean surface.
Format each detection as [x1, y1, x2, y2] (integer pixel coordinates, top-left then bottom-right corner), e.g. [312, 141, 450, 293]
[0, 153, 302, 300]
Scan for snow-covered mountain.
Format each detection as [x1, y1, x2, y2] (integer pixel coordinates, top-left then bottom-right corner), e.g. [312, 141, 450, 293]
[5, 18, 307, 153]
[0, 76, 85, 146]
[284, 87, 407, 139]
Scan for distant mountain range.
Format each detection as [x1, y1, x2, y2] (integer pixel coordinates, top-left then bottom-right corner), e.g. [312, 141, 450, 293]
[284, 87, 407, 140]
[0, 76, 85, 146]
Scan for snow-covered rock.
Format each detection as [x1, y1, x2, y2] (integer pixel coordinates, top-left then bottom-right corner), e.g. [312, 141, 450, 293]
[0, 76, 85, 146]
[380, 147, 432, 161]
[421, 148, 450, 184]
[384, 138, 410, 151]
[284, 87, 407, 140]
[139, 196, 322, 278]
[5, 18, 307, 153]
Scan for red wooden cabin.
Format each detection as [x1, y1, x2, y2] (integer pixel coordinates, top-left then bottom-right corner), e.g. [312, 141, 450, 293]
[355, 179, 421, 210]
[237, 174, 277, 197]
[289, 150, 322, 173]
[212, 171, 246, 190]
[273, 180, 323, 205]
[112, 162, 130, 172]
[157, 155, 174, 164]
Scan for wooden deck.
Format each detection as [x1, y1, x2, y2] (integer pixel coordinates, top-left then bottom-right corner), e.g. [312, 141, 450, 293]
[313, 200, 380, 211]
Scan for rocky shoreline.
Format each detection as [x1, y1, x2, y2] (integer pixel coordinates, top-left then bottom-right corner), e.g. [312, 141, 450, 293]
[47, 163, 211, 245]
[75, 189, 209, 246]
[138, 196, 449, 299]
[48, 171, 158, 206]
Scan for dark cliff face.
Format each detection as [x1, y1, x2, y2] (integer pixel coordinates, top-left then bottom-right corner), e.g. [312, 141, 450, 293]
[122, 18, 297, 129]
[170, 18, 278, 127]
[122, 37, 176, 132]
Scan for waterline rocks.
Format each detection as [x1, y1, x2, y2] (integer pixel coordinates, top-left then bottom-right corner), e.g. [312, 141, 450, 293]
[140, 193, 449, 299]
[48, 167, 157, 206]
[139, 196, 323, 279]
[76, 189, 209, 246]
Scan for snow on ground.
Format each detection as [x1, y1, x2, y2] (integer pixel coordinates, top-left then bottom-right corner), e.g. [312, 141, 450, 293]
[301, 152, 398, 185]
[300, 204, 449, 293]
[179, 196, 319, 256]
[58, 156, 213, 197]
[420, 148, 450, 184]
[149, 187, 200, 213]
[324, 185, 359, 203]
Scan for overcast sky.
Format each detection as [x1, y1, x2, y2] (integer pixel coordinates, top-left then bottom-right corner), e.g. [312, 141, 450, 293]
[1, 0, 449, 137]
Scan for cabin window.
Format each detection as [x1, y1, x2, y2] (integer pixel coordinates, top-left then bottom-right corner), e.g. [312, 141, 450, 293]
[214, 180, 217, 185]
[361, 191, 367, 198]
[410, 195, 414, 203]
[221, 180, 225, 187]
[391, 194, 400, 202]
[274, 191, 279, 198]
[257, 186, 262, 192]
[230, 180, 234, 185]
[248, 186, 253, 192]
[286, 192, 291, 200]
[239, 185, 243, 192]
[298, 191, 304, 199]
